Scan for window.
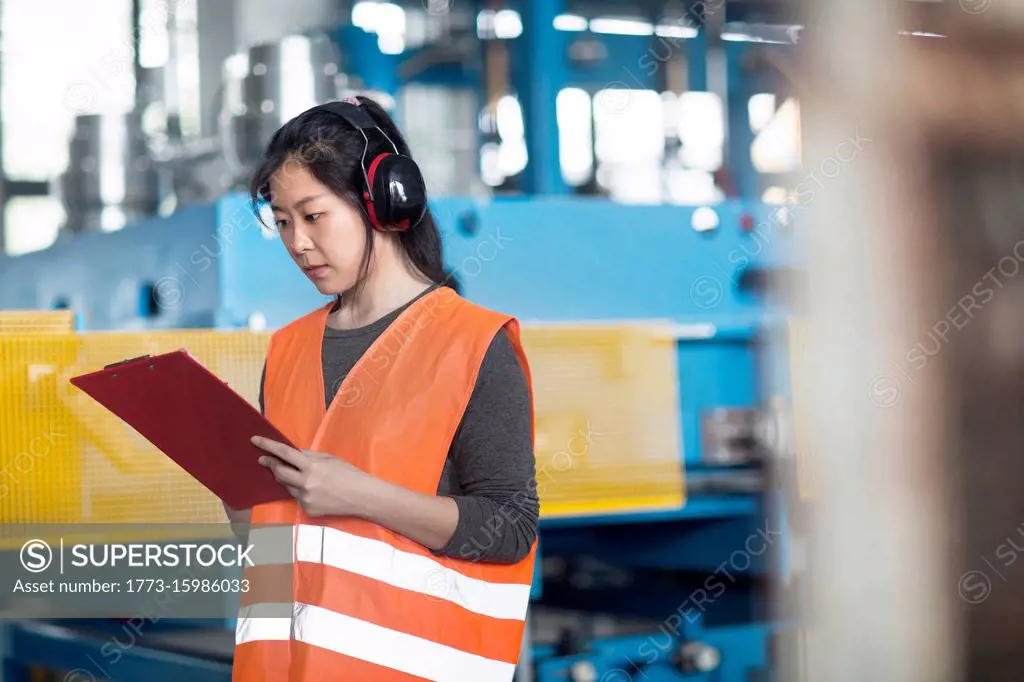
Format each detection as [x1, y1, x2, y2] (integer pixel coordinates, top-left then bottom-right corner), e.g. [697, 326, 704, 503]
[593, 88, 665, 203]
[1, 0, 132, 254]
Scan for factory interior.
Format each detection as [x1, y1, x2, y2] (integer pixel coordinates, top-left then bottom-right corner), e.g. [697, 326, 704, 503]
[2, 0, 1024, 680]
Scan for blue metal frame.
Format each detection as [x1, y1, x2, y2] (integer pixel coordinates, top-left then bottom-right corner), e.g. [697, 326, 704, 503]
[0, 188, 794, 675]
[510, 0, 570, 195]
[0, 192, 794, 682]
[0, 195, 790, 675]
[3, 620, 231, 682]
[532, 612, 770, 682]
[0, 195, 791, 328]
[329, 3, 799, 205]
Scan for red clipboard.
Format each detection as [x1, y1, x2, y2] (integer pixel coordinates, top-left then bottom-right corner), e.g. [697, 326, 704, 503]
[69, 349, 296, 510]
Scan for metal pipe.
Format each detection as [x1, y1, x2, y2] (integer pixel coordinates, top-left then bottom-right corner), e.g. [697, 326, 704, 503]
[132, 0, 143, 106]
[513, 0, 569, 195]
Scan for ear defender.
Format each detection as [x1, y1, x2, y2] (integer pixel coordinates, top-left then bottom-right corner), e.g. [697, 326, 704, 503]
[309, 100, 428, 232]
[366, 152, 428, 231]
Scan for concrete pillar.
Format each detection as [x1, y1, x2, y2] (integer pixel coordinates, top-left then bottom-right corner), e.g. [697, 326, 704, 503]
[235, 0, 346, 47]
[196, 0, 237, 137]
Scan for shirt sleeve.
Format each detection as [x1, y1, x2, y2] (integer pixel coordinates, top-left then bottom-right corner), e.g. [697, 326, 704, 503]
[434, 327, 539, 564]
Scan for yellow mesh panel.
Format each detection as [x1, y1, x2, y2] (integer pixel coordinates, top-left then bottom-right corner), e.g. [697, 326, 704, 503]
[520, 322, 685, 517]
[0, 310, 75, 334]
[0, 321, 685, 542]
[0, 330, 268, 548]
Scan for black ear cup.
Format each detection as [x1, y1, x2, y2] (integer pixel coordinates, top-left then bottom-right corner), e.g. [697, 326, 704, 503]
[366, 154, 428, 231]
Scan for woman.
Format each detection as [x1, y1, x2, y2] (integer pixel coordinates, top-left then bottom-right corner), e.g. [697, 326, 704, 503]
[224, 96, 539, 682]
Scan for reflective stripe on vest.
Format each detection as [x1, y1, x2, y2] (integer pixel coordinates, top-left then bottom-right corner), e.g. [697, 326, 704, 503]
[232, 288, 537, 682]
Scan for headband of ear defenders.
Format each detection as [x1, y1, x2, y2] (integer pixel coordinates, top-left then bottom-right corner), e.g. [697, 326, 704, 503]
[315, 100, 379, 132]
[303, 100, 427, 232]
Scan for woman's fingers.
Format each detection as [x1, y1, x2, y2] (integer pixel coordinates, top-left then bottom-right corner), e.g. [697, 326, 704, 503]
[262, 456, 305, 488]
[251, 436, 308, 470]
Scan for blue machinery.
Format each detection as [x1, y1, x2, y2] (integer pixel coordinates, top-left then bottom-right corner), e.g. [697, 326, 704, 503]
[0, 196, 799, 681]
[0, 1, 806, 680]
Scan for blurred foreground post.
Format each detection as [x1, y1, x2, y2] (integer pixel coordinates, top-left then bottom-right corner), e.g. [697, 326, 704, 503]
[797, 0, 1024, 680]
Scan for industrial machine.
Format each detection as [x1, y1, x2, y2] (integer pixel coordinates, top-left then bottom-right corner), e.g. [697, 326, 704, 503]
[0, 195, 801, 681]
[0, 1, 808, 680]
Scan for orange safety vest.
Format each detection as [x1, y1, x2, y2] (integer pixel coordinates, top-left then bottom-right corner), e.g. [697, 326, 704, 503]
[232, 286, 537, 682]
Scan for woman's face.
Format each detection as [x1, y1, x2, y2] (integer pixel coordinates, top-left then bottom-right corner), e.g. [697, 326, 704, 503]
[268, 161, 368, 296]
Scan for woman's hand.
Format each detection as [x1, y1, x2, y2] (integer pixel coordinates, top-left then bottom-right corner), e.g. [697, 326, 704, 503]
[251, 436, 461, 551]
[251, 436, 372, 518]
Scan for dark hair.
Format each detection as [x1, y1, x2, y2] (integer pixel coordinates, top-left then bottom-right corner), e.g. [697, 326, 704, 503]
[249, 95, 449, 298]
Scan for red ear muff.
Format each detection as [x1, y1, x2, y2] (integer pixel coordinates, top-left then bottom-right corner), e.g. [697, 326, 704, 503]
[366, 153, 427, 231]
[364, 153, 392, 229]
[366, 153, 391, 191]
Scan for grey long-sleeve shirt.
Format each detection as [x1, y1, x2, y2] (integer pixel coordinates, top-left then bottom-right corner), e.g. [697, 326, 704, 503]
[259, 286, 539, 564]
